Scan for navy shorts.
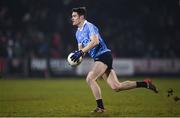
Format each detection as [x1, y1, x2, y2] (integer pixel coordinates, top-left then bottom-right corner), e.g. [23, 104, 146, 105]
[94, 51, 113, 70]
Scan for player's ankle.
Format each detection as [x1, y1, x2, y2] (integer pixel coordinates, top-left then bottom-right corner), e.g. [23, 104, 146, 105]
[136, 81, 147, 88]
[96, 99, 104, 109]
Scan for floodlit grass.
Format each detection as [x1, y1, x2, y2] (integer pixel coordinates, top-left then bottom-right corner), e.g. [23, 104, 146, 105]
[0, 77, 180, 117]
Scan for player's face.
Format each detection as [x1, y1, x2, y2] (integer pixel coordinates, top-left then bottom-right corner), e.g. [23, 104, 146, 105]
[71, 12, 81, 26]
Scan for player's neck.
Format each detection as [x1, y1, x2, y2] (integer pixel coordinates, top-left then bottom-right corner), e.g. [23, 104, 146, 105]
[78, 19, 86, 28]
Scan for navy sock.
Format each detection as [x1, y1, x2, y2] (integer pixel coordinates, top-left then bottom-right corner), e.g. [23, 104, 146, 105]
[96, 99, 104, 109]
[136, 81, 147, 88]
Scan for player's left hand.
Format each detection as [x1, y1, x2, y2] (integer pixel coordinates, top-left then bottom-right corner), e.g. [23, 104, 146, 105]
[70, 50, 84, 62]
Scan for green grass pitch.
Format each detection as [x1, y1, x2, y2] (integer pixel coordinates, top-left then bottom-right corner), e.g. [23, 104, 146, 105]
[0, 77, 180, 117]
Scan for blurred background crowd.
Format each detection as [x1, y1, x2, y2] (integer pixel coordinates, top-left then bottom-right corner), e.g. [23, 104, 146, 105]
[0, 0, 180, 60]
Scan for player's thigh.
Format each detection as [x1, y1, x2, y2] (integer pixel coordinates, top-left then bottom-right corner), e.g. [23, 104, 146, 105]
[87, 61, 107, 81]
[102, 69, 120, 88]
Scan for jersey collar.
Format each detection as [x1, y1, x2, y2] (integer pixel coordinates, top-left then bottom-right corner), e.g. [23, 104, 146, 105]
[78, 20, 87, 31]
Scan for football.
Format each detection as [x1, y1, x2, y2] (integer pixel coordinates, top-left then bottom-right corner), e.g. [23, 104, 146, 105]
[67, 52, 83, 67]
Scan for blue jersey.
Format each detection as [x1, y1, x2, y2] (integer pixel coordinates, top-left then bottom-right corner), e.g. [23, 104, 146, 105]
[75, 20, 111, 59]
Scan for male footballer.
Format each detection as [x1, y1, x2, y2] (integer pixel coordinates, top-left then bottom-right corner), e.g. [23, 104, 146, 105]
[70, 7, 158, 112]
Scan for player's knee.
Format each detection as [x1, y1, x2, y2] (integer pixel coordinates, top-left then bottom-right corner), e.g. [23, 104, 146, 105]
[110, 85, 120, 92]
[112, 87, 120, 92]
[107, 80, 121, 92]
[86, 72, 95, 85]
[110, 83, 125, 92]
[86, 77, 91, 85]
[86, 77, 94, 85]
[115, 84, 127, 92]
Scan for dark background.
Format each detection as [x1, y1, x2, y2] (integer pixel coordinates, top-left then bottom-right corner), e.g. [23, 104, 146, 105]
[0, 0, 180, 59]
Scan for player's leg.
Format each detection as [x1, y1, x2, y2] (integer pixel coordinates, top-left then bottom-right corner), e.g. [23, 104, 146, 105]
[86, 61, 107, 112]
[102, 69, 158, 93]
[102, 69, 137, 91]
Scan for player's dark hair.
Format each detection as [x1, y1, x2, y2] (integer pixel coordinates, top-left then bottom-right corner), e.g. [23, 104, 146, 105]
[72, 7, 87, 19]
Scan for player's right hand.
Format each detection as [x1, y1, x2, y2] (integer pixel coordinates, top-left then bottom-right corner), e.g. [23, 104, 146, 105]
[70, 50, 84, 62]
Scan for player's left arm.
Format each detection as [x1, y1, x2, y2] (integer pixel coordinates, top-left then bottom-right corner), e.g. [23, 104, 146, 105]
[78, 44, 86, 56]
[71, 35, 99, 62]
[81, 35, 99, 53]
[78, 44, 83, 50]
[71, 24, 99, 61]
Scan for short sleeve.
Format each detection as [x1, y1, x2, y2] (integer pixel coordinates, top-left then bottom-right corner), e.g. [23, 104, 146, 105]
[87, 23, 98, 38]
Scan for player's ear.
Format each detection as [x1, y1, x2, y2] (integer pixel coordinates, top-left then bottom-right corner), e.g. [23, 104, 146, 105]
[80, 15, 85, 20]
